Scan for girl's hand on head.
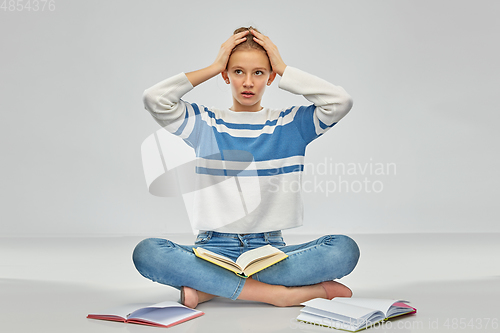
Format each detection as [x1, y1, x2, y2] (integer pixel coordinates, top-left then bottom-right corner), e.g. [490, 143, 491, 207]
[213, 30, 249, 73]
[250, 29, 287, 76]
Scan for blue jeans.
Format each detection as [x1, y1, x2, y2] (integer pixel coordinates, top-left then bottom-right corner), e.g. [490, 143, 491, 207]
[132, 231, 359, 300]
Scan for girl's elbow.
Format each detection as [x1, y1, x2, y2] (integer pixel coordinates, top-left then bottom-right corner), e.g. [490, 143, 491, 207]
[142, 88, 155, 111]
[343, 94, 354, 113]
[331, 94, 353, 116]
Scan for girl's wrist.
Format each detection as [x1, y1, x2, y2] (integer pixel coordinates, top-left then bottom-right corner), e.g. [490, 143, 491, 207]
[274, 63, 287, 77]
[186, 64, 222, 87]
[210, 62, 225, 75]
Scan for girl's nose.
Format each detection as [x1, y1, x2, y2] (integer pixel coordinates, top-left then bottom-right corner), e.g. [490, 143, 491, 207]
[243, 75, 253, 87]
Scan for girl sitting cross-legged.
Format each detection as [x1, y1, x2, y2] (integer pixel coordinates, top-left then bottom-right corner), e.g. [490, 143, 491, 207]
[133, 26, 359, 309]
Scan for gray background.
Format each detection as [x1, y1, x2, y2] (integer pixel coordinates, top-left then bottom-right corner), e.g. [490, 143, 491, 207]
[1, 0, 498, 236]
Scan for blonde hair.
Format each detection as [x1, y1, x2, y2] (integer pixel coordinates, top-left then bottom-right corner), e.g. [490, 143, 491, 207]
[230, 26, 271, 70]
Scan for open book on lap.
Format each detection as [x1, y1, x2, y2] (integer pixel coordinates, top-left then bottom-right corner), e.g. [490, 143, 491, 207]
[297, 297, 416, 332]
[193, 244, 288, 278]
[87, 301, 203, 328]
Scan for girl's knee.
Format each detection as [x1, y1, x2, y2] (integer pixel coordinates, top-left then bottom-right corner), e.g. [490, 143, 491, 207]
[339, 235, 360, 260]
[132, 238, 170, 272]
[132, 238, 152, 270]
[132, 238, 188, 288]
[324, 235, 360, 272]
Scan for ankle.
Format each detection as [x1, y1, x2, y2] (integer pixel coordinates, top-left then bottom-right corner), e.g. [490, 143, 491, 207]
[197, 290, 216, 304]
[274, 286, 295, 307]
[276, 285, 322, 307]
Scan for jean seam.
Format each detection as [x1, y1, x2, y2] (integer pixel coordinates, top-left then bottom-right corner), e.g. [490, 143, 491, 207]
[284, 238, 327, 257]
[230, 276, 245, 300]
[143, 244, 197, 283]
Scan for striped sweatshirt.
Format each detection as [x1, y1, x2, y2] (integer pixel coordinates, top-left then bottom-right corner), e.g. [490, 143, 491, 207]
[142, 66, 353, 233]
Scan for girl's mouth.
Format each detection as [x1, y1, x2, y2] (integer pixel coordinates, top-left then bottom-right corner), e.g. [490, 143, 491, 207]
[242, 91, 255, 98]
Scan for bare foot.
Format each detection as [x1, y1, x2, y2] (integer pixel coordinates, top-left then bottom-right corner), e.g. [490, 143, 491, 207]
[319, 280, 353, 299]
[181, 286, 216, 309]
[282, 281, 351, 306]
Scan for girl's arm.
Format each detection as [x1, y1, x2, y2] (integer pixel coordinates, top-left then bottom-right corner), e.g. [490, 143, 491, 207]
[250, 29, 287, 76]
[184, 64, 221, 88]
[142, 30, 250, 131]
[279, 66, 353, 124]
[251, 28, 352, 119]
[278, 66, 353, 144]
[142, 72, 193, 131]
[251, 29, 352, 142]
[185, 30, 249, 87]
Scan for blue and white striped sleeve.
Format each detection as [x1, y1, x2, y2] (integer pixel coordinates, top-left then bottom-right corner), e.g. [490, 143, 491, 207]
[278, 66, 353, 144]
[142, 73, 201, 147]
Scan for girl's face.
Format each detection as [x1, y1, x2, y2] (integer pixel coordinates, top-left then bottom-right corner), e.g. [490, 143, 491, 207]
[222, 49, 276, 112]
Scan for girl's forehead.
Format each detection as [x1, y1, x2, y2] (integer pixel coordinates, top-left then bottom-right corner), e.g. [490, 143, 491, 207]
[228, 49, 271, 70]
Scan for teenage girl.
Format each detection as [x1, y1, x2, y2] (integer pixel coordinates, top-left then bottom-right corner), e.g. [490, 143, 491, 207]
[133, 27, 359, 309]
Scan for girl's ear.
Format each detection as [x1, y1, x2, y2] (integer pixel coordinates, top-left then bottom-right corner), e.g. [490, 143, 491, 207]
[221, 70, 230, 84]
[267, 71, 277, 86]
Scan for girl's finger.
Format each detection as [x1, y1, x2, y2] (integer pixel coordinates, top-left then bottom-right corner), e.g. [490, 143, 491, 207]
[251, 29, 269, 41]
[233, 31, 249, 42]
[252, 36, 266, 46]
[235, 36, 247, 44]
[250, 28, 262, 36]
[236, 30, 250, 36]
[229, 31, 248, 42]
[253, 37, 264, 46]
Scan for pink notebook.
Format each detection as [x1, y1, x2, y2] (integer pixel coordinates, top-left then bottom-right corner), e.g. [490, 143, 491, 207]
[87, 301, 203, 328]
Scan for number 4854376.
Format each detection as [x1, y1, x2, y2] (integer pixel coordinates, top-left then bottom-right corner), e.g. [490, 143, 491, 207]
[1, 0, 56, 11]
[443, 318, 498, 330]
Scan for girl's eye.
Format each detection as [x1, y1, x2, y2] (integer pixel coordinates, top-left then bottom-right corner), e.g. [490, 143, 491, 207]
[235, 69, 243, 75]
[255, 71, 263, 75]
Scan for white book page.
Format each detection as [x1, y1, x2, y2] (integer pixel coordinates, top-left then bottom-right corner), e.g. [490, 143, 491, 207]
[129, 307, 199, 326]
[333, 298, 408, 317]
[301, 306, 370, 324]
[129, 301, 200, 321]
[235, 245, 282, 269]
[301, 298, 380, 321]
[138, 301, 195, 310]
[195, 248, 241, 269]
[297, 312, 358, 331]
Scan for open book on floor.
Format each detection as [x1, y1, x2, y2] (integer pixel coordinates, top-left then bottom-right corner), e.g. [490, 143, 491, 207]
[297, 297, 416, 332]
[193, 244, 288, 278]
[87, 301, 203, 328]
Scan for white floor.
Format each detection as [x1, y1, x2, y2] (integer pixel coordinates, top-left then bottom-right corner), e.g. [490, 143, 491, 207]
[1, 233, 499, 333]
